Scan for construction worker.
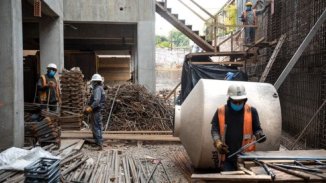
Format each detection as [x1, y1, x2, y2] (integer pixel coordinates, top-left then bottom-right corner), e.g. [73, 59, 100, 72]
[241, 1, 257, 44]
[37, 63, 61, 111]
[84, 74, 106, 150]
[211, 84, 266, 171]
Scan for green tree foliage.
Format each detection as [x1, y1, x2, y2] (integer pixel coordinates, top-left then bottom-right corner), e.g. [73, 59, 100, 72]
[155, 30, 190, 48]
[155, 35, 170, 48]
[168, 30, 189, 48]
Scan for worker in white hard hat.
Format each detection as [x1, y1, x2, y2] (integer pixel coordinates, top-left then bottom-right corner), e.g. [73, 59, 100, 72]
[240, 1, 257, 44]
[37, 63, 61, 111]
[211, 84, 266, 171]
[84, 73, 106, 150]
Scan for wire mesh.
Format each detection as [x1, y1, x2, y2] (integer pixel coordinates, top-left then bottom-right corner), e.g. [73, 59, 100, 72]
[249, 0, 326, 148]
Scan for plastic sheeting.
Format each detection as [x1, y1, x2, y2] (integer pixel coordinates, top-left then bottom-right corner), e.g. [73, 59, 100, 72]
[0, 147, 59, 171]
[180, 60, 248, 104]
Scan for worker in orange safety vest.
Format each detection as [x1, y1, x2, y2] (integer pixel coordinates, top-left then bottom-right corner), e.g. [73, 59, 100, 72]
[211, 84, 266, 171]
[37, 63, 61, 111]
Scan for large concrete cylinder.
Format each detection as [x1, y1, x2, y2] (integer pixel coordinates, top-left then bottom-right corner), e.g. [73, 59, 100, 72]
[174, 79, 282, 169]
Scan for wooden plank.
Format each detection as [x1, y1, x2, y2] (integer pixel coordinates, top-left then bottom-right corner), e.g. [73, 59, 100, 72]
[220, 171, 245, 175]
[191, 61, 244, 66]
[63, 130, 173, 134]
[239, 166, 256, 176]
[187, 51, 248, 59]
[59, 139, 80, 151]
[61, 132, 180, 142]
[191, 174, 271, 181]
[260, 34, 286, 82]
[73, 140, 85, 151]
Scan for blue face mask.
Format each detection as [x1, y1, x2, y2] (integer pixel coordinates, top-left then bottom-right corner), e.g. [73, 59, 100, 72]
[230, 102, 244, 111]
[48, 70, 56, 78]
[246, 6, 252, 11]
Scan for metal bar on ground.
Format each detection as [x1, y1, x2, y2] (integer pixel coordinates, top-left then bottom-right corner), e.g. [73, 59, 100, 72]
[105, 85, 121, 131]
[266, 163, 310, 181]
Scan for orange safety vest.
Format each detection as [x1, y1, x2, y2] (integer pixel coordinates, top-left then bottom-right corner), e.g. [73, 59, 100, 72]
[217, 104, 256, 152]
[39, 75, 60, 102]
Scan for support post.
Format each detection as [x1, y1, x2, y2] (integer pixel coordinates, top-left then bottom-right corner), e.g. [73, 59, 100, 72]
[0, 0, 24, 149]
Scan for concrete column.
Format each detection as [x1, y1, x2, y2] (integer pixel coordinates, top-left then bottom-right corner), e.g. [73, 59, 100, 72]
[137, 21, 156, 92]
[0, 0, 24, 150]
[39, 16, 64, 74]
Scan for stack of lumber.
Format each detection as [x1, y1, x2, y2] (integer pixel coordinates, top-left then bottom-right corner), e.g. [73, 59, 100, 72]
[60, 67, 86, 129]
[59, 111, 83, 130]
[24, 117, 61, 148]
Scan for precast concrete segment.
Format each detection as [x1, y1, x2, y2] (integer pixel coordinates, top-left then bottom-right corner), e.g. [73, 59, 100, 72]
[174, 79, 282, 169]
[0, 0, 24, 150]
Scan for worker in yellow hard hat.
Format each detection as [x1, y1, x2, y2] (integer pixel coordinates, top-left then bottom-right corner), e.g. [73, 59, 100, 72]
[211, 84, 266, 171]
[241, 1, 257, 45]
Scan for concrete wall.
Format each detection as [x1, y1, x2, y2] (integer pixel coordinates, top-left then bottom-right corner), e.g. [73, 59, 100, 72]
[63, 0, 154, 22]
[63, 0, 156, 92]
[0, 0, 24, 150]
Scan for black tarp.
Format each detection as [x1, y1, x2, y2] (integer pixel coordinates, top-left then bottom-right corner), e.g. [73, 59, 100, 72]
[179, 59, 248, 104]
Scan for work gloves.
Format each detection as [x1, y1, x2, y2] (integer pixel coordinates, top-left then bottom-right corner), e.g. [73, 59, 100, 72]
[84, 106, 93, 114]
[48, 81, 56, 88]
[214, 140, 229, 154]
[255, 131, 267, 143]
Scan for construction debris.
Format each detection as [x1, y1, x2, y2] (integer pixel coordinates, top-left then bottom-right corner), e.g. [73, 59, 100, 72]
[103, 84, 173, 131]
[60, 67, 86, 130]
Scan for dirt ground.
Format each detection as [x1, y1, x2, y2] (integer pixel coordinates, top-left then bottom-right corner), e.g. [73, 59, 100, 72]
[82, 141, 191, 182]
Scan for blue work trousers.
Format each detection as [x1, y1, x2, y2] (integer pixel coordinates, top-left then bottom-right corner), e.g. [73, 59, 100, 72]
[91, 111, 103, 146]
[244, 27, 255, 44]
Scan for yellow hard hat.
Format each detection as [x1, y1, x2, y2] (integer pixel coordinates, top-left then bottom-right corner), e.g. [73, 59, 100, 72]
[245, 2, 253, 6]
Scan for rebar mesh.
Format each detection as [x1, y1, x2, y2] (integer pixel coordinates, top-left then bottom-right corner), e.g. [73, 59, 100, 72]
[264, 0, 326, 149]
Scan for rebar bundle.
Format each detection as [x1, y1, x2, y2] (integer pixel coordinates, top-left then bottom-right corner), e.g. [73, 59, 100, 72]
[102, 84, 173, 131]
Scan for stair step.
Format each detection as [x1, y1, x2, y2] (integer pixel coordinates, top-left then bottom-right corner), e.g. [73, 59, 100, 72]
[179, 19, 185, 24]
[167, 8, 172, 13]
[186, 25, 192, 29]
[157, 1, 165, 7]
[193, 30, 199, 35]
[172, 14, 178, 19]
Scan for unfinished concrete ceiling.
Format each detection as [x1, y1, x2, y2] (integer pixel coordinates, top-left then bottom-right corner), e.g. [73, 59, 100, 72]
[23, 22, 136, 51]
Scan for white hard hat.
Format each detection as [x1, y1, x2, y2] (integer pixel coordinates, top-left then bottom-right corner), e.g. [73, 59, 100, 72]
[227, 84, 247, 100]
[47, 63, 57, 70]
[91, 73, 103, 82]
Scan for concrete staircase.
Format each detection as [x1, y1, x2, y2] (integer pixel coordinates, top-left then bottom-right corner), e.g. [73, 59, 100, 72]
[155, 1, 215, 52]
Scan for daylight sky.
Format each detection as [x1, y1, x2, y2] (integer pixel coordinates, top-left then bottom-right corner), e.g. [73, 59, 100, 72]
[155, 0, 228, 36]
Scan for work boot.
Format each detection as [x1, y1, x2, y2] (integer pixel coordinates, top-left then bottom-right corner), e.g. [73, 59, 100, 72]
[97, 144, 103, 151]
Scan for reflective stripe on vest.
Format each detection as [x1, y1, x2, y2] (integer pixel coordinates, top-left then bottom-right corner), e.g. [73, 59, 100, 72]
[217, 104, 256, 152]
